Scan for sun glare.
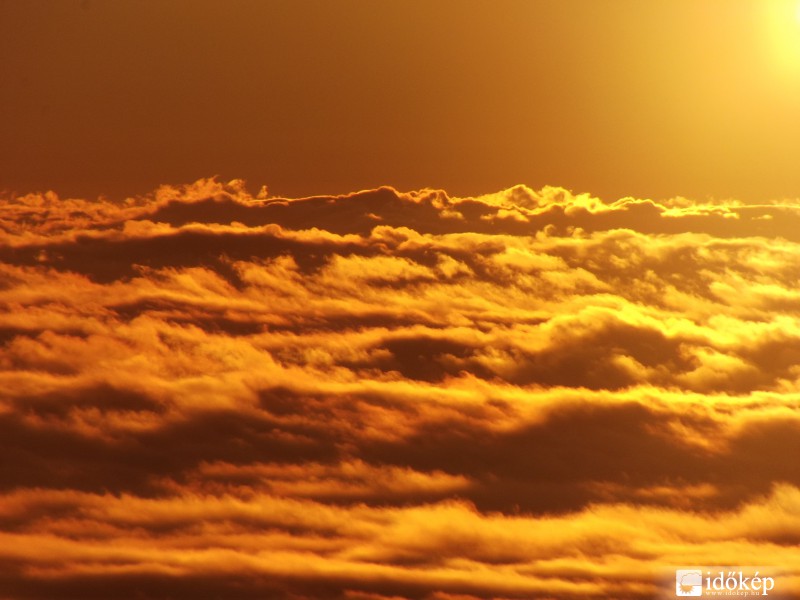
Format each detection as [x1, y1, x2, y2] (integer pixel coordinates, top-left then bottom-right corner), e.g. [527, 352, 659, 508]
[762, 0, 800, 80]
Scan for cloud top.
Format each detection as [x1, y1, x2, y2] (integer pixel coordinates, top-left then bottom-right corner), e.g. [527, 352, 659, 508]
[1, 179, 800, 598]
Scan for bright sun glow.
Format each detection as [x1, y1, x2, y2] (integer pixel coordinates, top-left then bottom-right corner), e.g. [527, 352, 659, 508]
[762, 0, 800, 80]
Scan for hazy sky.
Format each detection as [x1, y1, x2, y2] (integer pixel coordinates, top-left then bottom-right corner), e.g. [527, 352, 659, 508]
[7, 4, 800, 596]
[4, 0, 800, 201]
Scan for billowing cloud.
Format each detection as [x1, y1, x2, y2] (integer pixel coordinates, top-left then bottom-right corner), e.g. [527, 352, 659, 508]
[1, 179, 800, 598]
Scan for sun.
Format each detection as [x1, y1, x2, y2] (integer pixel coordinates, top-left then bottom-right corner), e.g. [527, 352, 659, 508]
[761, 0, 800, 80]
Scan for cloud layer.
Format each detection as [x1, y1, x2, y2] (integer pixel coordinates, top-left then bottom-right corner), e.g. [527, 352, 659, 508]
[2, 179, 800, 598]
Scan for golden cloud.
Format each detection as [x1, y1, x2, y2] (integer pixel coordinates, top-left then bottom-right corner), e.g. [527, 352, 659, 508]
[1, 179, 799, 598]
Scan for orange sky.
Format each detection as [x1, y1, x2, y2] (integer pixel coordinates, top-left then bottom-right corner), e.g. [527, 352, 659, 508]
[4, 0, 800, 202]
[4, 2, 800, 599]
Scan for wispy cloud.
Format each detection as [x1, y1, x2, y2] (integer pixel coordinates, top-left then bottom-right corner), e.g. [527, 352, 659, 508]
[1, 179, 799, 598]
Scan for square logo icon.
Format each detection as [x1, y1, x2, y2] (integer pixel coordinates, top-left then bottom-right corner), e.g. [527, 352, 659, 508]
[676, 569, 703, 596]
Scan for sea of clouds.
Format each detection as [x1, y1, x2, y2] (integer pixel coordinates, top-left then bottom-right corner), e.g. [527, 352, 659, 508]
[1, 179, 800, 598]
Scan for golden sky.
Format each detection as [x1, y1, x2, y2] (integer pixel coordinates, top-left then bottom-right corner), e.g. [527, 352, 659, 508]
[4, 0, 800, 201]
[4, 1, 800, 599]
